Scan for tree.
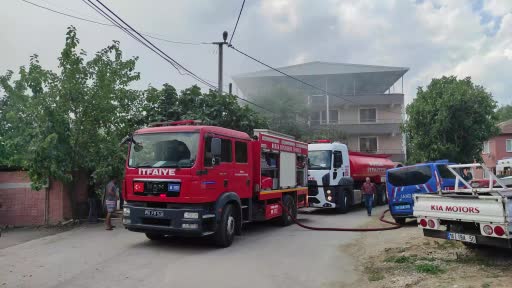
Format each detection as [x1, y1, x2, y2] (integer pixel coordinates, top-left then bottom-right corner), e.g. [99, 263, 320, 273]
[403, 76, 499, 163]
[145, 84, 269, 135]
[496, 105, 512, 123]
[0, 26, 143, 217]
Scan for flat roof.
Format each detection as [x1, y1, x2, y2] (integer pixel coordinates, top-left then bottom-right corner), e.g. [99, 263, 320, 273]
[233, 61, 409, 95]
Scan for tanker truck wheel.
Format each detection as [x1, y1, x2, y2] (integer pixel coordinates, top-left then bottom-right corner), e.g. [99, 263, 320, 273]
[214, 204, 235, 248]
[335, 188, 350, 214]
[277, 194, 296, 226]
[376, 184, 387, 206]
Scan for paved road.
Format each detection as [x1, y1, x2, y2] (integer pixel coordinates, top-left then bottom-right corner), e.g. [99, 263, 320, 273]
[0, 206, 385, 288]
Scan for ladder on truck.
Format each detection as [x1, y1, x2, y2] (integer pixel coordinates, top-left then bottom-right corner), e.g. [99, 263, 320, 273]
[444, 163, 512, 197]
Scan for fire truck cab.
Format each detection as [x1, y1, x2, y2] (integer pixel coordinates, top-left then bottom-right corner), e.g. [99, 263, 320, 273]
[122, 121, 308, 247]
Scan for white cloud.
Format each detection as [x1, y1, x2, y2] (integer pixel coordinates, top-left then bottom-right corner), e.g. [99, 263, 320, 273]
[261, 0, 299, 33]
[483, 0, 512, 16]
[0, 0, 511, 105]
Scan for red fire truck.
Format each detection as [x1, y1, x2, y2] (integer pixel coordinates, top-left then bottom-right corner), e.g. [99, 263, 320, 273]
[121, 121, 308, 247]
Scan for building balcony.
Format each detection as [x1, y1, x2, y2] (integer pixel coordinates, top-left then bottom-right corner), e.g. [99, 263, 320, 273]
[310, 120, 402, 135]
[308, 93, 404, 108]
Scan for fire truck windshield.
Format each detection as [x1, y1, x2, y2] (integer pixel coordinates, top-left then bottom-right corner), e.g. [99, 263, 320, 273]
[128, 132, 199, 168]
[308, 150, 332, 170]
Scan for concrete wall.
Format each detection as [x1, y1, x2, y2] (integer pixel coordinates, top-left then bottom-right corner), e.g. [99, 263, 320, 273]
[0, 171, 88, 227]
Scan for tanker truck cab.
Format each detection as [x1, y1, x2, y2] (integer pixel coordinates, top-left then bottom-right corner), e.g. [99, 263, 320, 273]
[308, 141, 350, 211]
[308, 140, 393, 213]
[122, 121, 308, 247]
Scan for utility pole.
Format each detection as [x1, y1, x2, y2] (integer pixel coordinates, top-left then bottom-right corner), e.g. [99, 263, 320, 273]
[213, 31, 228, 96]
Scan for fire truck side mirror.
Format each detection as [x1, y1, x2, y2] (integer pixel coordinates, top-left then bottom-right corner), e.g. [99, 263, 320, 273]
[211, 138, 222, 157]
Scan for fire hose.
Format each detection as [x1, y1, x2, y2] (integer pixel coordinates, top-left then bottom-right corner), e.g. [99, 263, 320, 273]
[278, 202, 402, 232]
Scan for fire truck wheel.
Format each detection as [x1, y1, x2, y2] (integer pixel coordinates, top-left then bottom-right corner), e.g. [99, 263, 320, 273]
[214, 204, 236, 248]
[145, 232, 165, 241]
[278, 195, 296, 226]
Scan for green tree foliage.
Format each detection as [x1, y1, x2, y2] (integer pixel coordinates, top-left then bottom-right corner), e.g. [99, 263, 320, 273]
[145, 84, 269, 135]
[403, 76, 499, 163]
[0, 26, 271, 219]
[496, 105, 512, 123]
[0, 26, 142, 217]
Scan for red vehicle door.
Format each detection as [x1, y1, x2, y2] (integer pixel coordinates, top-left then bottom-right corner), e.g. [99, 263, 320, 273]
[233, 140, 252, 198]
[202, 136, 234, 196]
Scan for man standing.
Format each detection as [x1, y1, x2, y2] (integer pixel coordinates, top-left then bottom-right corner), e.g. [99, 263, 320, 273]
[361, 177, 376, 216]
[104, 178, 118, 230]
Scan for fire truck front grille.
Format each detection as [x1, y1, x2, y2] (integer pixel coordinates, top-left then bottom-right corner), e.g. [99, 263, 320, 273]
[142, 218, 171, 226]
[134, 181, 180, 197]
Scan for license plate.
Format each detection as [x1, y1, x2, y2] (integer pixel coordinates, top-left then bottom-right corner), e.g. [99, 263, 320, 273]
[447, 232, 477, 243]
[395, 205, 410, 210]
[168, 183, 180, 192]
[144, 210, 164, 217]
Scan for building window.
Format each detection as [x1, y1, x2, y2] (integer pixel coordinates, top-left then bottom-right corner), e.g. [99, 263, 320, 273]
[360, 137, 378, 153]
[482, 141, 490, 154]
[360, 108, 376, 123]
[319, 110, 338, 124]
[329, 110, 338, 123]
[311, 111, 320, 125]
[507, 139, 512, 152]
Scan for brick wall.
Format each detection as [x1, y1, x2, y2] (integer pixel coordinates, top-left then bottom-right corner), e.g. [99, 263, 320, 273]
[0, 171, 88, 227]
[0, 171, 46, 226]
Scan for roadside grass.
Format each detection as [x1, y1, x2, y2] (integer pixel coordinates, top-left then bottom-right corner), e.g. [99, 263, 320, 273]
[364, 237, 512, 287]
[414, 263, 444, 274]
[365, 265, 387, 282]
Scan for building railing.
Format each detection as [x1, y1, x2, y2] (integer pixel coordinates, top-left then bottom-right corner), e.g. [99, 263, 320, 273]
[309, 119, 402, 126]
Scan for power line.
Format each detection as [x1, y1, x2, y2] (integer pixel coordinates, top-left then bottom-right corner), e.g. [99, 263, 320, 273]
[84, 0, 216, 89]
[83, 1, 281, 116]
[20, 0, 207, 45]
[229, 45, 404, 116]
[228, 0, 246, 45]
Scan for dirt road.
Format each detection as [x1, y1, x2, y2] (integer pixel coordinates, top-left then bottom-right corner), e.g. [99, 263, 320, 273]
[0, 206, 387, 288]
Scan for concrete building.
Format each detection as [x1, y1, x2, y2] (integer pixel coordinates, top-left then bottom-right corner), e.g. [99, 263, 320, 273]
[233, 61, 409, 162]
[481, 120, 512, 173]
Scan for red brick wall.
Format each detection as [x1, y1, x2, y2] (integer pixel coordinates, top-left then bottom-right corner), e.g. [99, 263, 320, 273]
[0, 172, 46, 226]
[0, 171, 89, 227]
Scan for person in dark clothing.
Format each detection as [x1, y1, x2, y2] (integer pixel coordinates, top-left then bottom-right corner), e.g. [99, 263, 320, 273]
[87, 185, 99, 223]
[462, 168, 473, 182]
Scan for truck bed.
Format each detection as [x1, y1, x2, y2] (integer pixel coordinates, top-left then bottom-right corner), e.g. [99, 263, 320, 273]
[413, 193, 512, 224]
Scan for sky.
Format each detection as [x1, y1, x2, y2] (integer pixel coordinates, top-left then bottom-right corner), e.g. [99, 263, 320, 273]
[1, 0, 511, 106]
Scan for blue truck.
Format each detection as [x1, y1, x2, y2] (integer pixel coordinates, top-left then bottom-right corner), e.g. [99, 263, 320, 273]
[386, 160, 458, 224]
